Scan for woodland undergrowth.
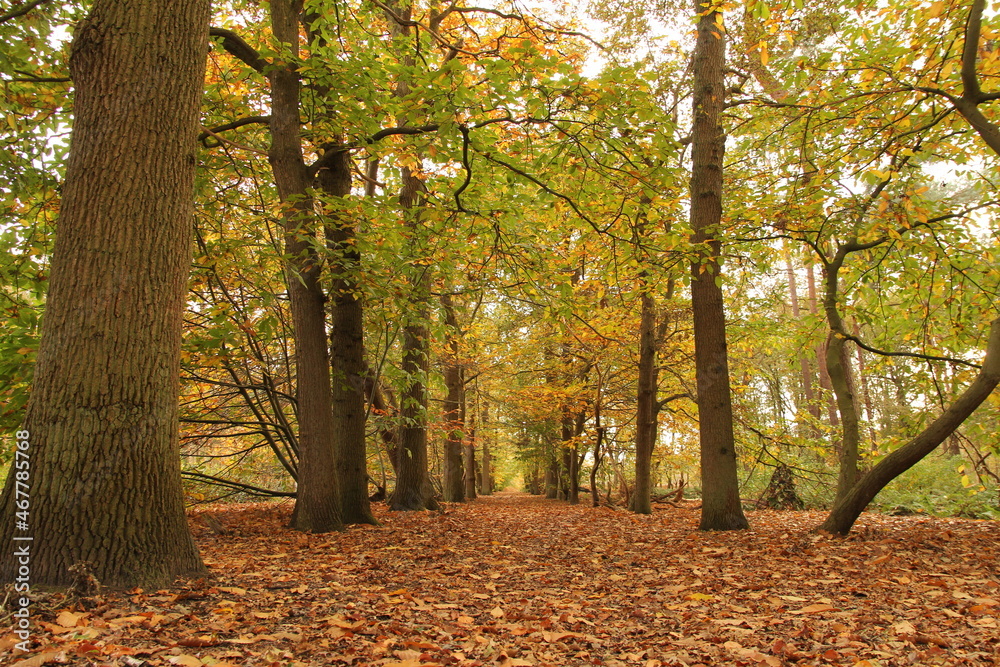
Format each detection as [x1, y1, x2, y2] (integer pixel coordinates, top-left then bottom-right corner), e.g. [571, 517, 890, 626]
[3, 493, 999, 666]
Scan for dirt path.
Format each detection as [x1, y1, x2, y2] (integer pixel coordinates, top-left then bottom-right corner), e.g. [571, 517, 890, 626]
[4, 495, 999, 666]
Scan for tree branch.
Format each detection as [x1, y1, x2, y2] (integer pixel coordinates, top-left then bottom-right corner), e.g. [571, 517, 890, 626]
[838, 332, 982, 369]
[210, 26, 269, 74]
[182, 471, 295, 497]
[198, 115, 270, 145]
[0, 0, 51, 25]
[962, 0, 986, 103]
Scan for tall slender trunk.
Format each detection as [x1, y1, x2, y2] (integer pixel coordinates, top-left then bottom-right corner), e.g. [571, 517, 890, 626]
[823, 247, 862, 503]
[389, 163, 436, 510]
[633, 289, 658, 514]
[441, 294, 465, 502]
[464, 398, 478, 500]
[478, 400, 492, 495]
[0, 0, 210, 586]
[385, 2, 437, 511]
[809, 263, 840, 428]
[319, 149, 376, 525]
[269, 0, 341, 532]
[689, 0, 748, 531]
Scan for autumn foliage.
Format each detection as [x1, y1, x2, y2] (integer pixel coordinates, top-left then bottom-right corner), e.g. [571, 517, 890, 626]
[4, 494, 1000, 666]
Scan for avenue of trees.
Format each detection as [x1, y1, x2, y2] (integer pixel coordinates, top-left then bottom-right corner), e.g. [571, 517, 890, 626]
[1, 0, 999, 587]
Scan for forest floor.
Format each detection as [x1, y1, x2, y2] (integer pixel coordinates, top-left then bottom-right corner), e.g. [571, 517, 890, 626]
[3, 492, 1000, 667]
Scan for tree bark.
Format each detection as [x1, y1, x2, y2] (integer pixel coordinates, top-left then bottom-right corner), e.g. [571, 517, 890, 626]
[823, 244, 863, 504]
[820, 317, 1000, 534]
[385, 2, 437, 512]
[464, 399, 478, 501]
[319, 148, 376, 525]
[441, 293, 465, 502]
[478, 400, 492, 495]
[0, 0, 209, 587]
[269, 0, 342, 532]
[689, 0, 749, 531]
[633, 290, 658, 514]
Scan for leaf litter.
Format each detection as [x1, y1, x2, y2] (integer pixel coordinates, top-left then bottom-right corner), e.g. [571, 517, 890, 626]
[3, 492, 999, 666]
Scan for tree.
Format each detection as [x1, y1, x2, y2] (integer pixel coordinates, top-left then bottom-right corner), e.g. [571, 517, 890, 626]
[689, 0, 748, 531]
[821, 317, 1000, 534]
[441, 292, 466, 502]
[0, 0, 210, 587]
[266, 0, 343, 532]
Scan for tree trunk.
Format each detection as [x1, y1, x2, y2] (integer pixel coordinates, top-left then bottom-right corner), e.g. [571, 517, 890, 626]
[633, 290, 658, 514]
[464, 403, 478, 501]
[441, 294, 465, 502]
[391, 290, 437, 510]
[821, 318, 1000, 534]
[823, 246, 862, 504]
[478, 400, 492, 495]
[809, 263, 840, 428]
[269, 0, 342, 533]
[689, 0, 749, 531]
[319, 149, 376, 525]
[0, 0, 209, 587]
[544, 456, 558, 499]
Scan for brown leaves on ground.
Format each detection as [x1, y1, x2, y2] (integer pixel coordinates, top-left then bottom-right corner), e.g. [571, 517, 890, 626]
[3, 492, 1000, 666]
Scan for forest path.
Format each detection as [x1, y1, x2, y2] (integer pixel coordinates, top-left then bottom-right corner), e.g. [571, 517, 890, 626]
[5, 497, 1000, 666]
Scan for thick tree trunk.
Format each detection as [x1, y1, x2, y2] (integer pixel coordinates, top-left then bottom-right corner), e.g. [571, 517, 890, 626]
[0, 0, 209, 587]
[633, 290, 658, 514]
[821, 318, 1000, 534]
[689, 0, 749, 531]
[269, 0, 342, 533]
[319, 149, 376, 525]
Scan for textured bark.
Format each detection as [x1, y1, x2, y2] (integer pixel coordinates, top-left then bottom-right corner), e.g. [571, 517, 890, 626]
[269, 0, 341, 532]
[689, 0, 749, 531]
[0, 0, 209, 587]
[633, 290, 659, 515]
[319, 149, 376, 525]
[821, 318, 1000, 534]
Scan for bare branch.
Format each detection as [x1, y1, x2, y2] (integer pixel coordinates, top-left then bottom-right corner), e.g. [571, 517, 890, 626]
[182, 471, 296, 498]
[210, 26, 269, 74]
[839, 332, 982, 370]
[0, 0, 51, 25]
[198, 115, 270, 145]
